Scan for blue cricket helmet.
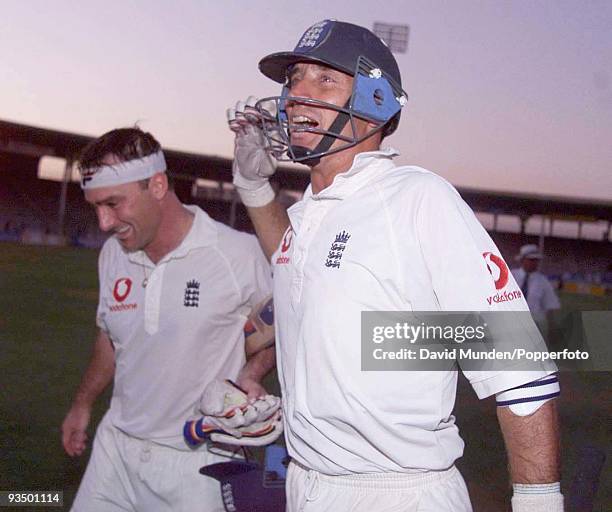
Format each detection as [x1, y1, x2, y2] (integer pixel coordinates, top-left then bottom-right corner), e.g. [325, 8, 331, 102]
[259, 19, 403, 91]
[256, 20, 407, 163]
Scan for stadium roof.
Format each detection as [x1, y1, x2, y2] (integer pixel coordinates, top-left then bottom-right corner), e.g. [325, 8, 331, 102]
[1, 118, 611, 222]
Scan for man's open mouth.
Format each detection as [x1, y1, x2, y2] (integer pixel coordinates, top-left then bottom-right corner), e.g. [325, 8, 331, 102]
[290, 114, 319, 131]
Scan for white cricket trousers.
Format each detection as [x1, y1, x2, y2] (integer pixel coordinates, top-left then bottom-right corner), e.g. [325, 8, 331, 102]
[287, 461, 473, 512]
[71, 414, 234, 512]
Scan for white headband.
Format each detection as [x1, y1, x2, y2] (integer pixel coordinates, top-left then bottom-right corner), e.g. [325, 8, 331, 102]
[80, 150, 167, 190]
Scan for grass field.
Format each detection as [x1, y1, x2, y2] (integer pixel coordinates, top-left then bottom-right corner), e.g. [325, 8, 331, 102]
[1, 242, 609, 510]
[1, 243, 104, 509]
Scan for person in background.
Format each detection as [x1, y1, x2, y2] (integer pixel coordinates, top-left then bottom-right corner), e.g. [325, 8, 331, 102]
[512, 243, 561, 340]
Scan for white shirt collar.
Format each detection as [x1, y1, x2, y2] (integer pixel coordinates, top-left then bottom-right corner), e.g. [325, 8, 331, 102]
[297, 146, 400, 204]
[287, 148, 399, 233]
[305, 147, 399, 201]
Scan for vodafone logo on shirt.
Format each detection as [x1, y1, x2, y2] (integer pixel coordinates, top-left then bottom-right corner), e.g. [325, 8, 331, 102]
[113, 278, 132, 302]
[110, 278, 137, 312]
[276, 228, 293, 265]
[483, 252, 509, 290]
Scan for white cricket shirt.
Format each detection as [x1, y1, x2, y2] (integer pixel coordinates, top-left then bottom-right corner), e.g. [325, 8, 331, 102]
[272, 149, 556, 475]
[96, 206, 271, 448]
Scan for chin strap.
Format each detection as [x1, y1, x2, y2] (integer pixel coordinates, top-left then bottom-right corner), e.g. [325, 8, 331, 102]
[289, 100, 351, 166]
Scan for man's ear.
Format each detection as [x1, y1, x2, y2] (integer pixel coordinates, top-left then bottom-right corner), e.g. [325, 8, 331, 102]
[148, 172, 168, 200]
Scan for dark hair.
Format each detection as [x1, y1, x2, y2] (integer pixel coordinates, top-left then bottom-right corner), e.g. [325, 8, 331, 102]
[78, 127, 161, 172]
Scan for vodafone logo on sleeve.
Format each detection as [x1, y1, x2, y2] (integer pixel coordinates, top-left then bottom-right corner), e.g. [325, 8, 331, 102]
[276, 228, 293, 265]
[482, 252, 509, 290]
[483, 252, 523, 305]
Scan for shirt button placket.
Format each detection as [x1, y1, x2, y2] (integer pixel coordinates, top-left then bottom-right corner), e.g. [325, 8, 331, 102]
[291, 201, 328, 307]
[291, 203, 318, 306]
[144, 265, 163, 335]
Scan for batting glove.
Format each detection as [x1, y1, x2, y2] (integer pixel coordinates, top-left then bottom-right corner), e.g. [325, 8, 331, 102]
[184, 379, 283, 447]
[199, 379, 281, 429]
[228, 96, 277, 207]
[184, 409, 283, 447]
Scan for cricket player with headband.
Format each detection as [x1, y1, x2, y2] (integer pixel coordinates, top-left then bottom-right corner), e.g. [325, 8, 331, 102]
[228, 20, 563, 511]
[61, 127, 281, 511]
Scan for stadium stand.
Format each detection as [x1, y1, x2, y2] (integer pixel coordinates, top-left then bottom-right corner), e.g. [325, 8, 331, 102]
[1, 119, 610, 294]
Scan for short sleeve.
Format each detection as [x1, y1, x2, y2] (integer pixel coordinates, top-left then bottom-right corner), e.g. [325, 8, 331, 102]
[414, 176, 556, 397]
[415, 175, 524, 312]
[233, 234, 273, 309]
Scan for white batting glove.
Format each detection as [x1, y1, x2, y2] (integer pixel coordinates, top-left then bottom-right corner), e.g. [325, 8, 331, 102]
[209, 409, 283, 447]
[198, 379, 250, 417]
[184, 379, 283, 447]
[199, 379, 281, 432]
[227, 96, 277, 207]
[184, 410, 283, 447]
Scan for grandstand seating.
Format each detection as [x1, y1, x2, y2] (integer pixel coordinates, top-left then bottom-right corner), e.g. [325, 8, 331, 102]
[490, 232, 611, 276]
[1, 148, 610, 294]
